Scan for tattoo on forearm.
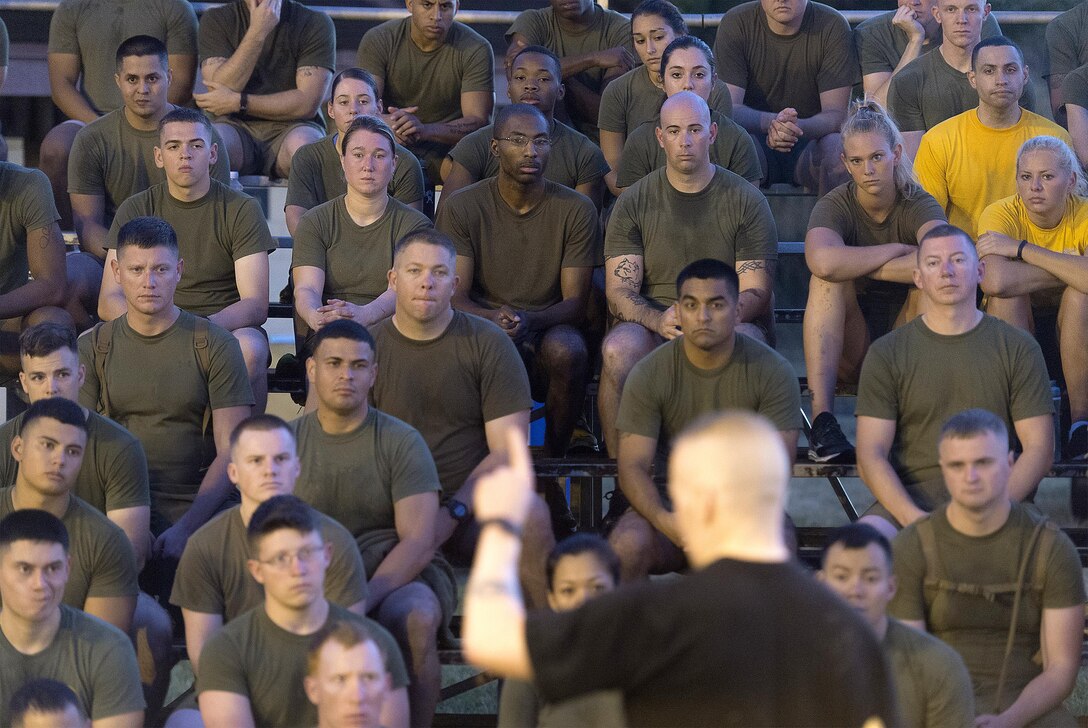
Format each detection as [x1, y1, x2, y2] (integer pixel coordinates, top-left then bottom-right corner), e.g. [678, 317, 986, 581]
[35, 229, 49, 250]
[735, 260, 767, 274]
[612, 257, 641, 285]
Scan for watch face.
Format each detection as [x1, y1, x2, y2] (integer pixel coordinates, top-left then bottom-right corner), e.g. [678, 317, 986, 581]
[449, 500, 468, 520]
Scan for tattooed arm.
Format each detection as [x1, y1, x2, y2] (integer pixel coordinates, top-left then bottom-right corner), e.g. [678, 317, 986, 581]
[605, 255, 680, 338]
[0, 223, 67, 319]
[735, 259, 774, 324]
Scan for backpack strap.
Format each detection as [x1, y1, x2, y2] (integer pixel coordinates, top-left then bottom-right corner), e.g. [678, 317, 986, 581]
[90, 320, 115, 419]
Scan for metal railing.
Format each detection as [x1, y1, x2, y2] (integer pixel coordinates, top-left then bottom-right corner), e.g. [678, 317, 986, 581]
[0, 1, 1064, 26]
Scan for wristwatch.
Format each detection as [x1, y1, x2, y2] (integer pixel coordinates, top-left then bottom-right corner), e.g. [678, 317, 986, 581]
[446, 498, 470, 524]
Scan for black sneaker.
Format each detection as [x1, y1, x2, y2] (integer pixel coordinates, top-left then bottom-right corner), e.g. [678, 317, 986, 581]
[807, 412, 855, 463]
[1063, 424, 1088, 461]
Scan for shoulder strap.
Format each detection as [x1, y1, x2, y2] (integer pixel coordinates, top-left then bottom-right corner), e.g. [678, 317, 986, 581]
[90, 320, 115, 419]
[193, 317, 212, 435]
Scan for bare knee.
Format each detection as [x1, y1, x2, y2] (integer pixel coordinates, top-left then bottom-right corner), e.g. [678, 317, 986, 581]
[539, 326, 588, 374]
[859, 514, 899, 542]
[276, 126, 323, 177]
[735, 322, 766, 343]
[379, 587, 441, 649]
[523, 494, 554, 548]
[40, 121, 82, 174]
[234, 328, 269, 374]
[608, 511, 653, 561]
[601, 324, 656, 378]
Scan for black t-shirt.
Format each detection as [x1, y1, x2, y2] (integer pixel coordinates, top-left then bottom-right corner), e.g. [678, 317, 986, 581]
[526, 558, 899, 727]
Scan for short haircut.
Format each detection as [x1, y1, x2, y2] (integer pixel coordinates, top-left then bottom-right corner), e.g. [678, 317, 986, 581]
[9, 679, 86, 728]
[917, 223, 976, 259]
[938, 408, 1009, 447]
[493, 103, 548, 138]
[510, 45, 562, 77]
[340, 114, 397, 156]
[158, 106, 213, 138]
[310, 319, 376, 359]
[660, 35, 715, 81]
[0, 509, 70, 554]
[307, 619, 387, 676]
[545, 533, 621, 590]
[247, 494, 318, 551]
[22, 397, 88, 437]
[632, 0, 687, 35]
[676, 258, 739, 301]
[392, 227, 457, 264]
[116, 215, 179, 257]
[115, 34, 167, 70]
[330, 67, 380, 103]
[821, 522, 892, 570]
[230, 414, 295, 451]
[971, 35, 1024, 70]
[19, 322, 78, 361]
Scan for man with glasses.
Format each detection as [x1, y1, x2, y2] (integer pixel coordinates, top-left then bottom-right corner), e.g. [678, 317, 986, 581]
[437, 103, 599, 457]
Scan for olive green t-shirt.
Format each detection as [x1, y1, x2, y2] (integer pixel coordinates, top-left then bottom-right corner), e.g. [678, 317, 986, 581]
[170, 505, 367, 620]
[446, 119, 609, 191]
[605, 166, 778, 306]
[598, 66, 732, 136]
[853, 10, 1000, 76]
[807, 181, 946, 247]
[291, 409, 441, 538]
[1062, 63, 1088, 108]
[199, 0, 335, 126]
[107, 179, 276, 316]
[616, 335, 802, 446]
[855, 315, 1053, 486]
[0, 18, 8, 68]
[0, 410, 149, 514]
[291, 196, 431, 306]
[882, 617, 975, 728]
[68, 107, 232, 223]
[0, 605, 145, 725]
[1045, 2, 1088, 82]
[197, 603, 409, 727]
[891, 504, 1086, 713]
[0, 162, 60, 296]
[285, 133, 425, 210]
[0, 490, 139, 609]
[437, 177, 600, 311]
[358, 17, 493, 126]
[888, 49, 1035, 133]
[370, 312, 533, 496]
[714, 1, 858, 118]
[615, 111, 762, 188]
[48, 0, 197, 113]
[78, 311, 254, 523]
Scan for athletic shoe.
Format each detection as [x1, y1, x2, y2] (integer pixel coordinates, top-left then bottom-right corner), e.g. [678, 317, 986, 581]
[807, 412, 856, 463]
[1063, 424, 1088, 461]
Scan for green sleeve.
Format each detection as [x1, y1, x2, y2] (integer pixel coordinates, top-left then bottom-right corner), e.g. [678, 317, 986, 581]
[732, 189, 778, 262]
[170, 529, 228, 614]
[197, 6, 235, 64]
[924, 643, 977, 728]
[391, 146, 425, 205]
[478, 326, 533, 424]
[298, 9, 336, 72]
[387, 425, 441, 503]
[77, 328, 101, 411]
[1007, 333, 1054, 422]
[229, 197, 277, 259]
[285, 142, 324, 209]
[814, 9, 859, 92]
[597, 74, 629, 134]
[290, 204, 331, 270]
[434, 191, 476, 259]
[447, 131, 489, 179]
[888, 67, 927, 133]
[573, 135, 609, 185]
[68, 125, 108, 196]
[460, 32, 494, 94]
[0, 18, 8, 67]
[321, 517, 369, 609]
[206, 329, 255, 411]
[855, 18, 897, 76]
[603, 187, 646, 259]
[615, 353, 663, 439]
[1064, 66, 1088, 109]
[0, 419, 17, 487]
[196, 628, 249, 696]
[164, 0, 198, 55]
[615, 125, 654, 189]
[88, 622, 146, 719]
[1041, 529, 1088, 608]
[756, 348, 804, 432]
[855, 337, 901, 421]
[356, 23, 393, 79]
[86, 521, 139, 598]
[559, 194, 601, 268]
[1047, 14, 1084, 78]
[506, 10, 547, 44]
[47, 2, 79, 54]
[888, 524, 928, 622]
[17, 168, 60, 233]
[99, 431, 152, 511]
[719, 125, 762, 184]
[713, 11, 749, 90]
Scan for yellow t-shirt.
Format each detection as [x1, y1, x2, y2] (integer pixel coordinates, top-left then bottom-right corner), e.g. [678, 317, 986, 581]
[978, 194, 1088, 256]
[914, 109, 1071, 238]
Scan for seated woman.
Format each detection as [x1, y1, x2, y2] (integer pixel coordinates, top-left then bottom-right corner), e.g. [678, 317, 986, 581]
[497, 534, 626, 728]
[803, 100, 946, 463]
[597, 0, 730, 196]
[977, 135, 1088, 460]
[291, 116, 431, 350]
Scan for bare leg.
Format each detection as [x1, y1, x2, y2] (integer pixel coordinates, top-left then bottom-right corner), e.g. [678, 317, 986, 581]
[985, 294, 1035, 333]
[134, 591, 176, 719]
[376, 582, 442, 728]
[213, 123, 244, 173]
[608, 509, 686, 582]
[39, 120, 85, 228]
[518, 495, 555, 609]
[598, 323, 660, 457]
[803, 277, 868, 416]
[537, 325, 589, 456]
[233, 327, 268, 414]
[65, 251, 103, 331]
[274, 125, 324, 179]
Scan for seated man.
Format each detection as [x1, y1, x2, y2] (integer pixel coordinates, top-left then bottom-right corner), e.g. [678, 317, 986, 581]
[69, 35, 231, 264]
[286, 68, 426, 238]
[856, 225, 1054, 537]
[294, 320, 453, 726]
[505, 0, 634, 141]
[891, 409, 1085, 725]
[599, 91, 777, 456]
[171, 417, 368, 671]
[438, 103, 599, 456]
[610, 259, 801, 580]
[357, 0, 494, 185]
[615, 36, 761, 190]
[78, 217, 253, 568]
[854, 0, 1000, 109]
[101, 108, 275, 412]
[463, 413, 898, 727]
[713, 0, 856, 194]
[887, 0, 1030, 158]
[0, 323, 149, 569]
[819, 522, 975, 728]
[442, 45, 608, 210]
[1044, 1, 1088, 119]
[304, 620, 391, 728]
[0, 397, 139, 635]
[41, 0, 197, 225]
[370, 229, 555, 607]
[0, 510, 144, 727]
[197, 497, 410, 728]
[914, 36, 1069, 239]
[8, 679, 91, 728]
[977, 135, 1088, 460]
[1061, 64, 1088, 167]
[803, 101, 945, 463]
[197, 0, 335, 179]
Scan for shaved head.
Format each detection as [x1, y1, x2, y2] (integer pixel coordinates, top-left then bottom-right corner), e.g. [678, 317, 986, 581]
[660, 90, 711, 127]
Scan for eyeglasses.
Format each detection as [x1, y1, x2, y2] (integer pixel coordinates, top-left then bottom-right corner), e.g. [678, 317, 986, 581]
[258, 545, 324, 570]
[495, 135, 553, 149]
